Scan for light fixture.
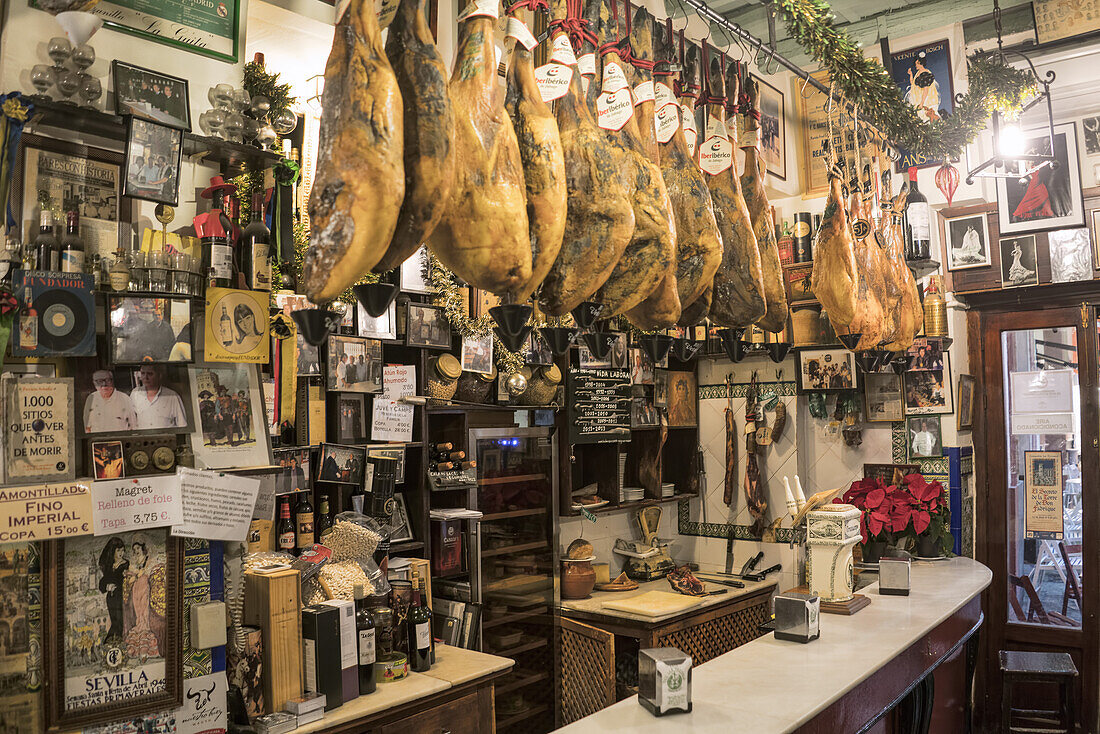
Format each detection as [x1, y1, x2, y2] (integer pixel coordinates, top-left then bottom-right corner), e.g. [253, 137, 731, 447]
[305, 74, 324, 114]
[964, 0, 1056, 184]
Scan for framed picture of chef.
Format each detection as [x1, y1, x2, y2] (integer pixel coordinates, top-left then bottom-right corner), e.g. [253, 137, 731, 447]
[996, 122, 1086, 235]
[906, 416, 943, 460]
[943, 213, 992, 270]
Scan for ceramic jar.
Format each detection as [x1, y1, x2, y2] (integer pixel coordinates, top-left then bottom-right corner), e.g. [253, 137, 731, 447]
[454, 365, 497, 403]
[560, 557, 596, 599]
[426, 354, 461, 400]
[805, 503, 862, 602]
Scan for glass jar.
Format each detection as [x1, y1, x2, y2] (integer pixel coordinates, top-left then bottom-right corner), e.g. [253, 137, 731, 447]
[426, 354, 461, 401]
[454, 365, 497, 404]
[522, 363, 562, 405]
[109, 249, 131, 292]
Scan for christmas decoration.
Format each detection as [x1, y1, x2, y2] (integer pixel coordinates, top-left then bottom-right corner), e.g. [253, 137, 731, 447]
[935, 163, 960, 206]
[505, 371, 528, 396]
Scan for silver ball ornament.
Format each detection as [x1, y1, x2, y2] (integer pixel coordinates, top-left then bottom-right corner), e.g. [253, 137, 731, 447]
[505, 372, 527, 396]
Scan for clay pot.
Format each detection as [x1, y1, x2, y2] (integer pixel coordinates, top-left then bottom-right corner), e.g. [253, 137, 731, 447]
[561, 558, 596, 599]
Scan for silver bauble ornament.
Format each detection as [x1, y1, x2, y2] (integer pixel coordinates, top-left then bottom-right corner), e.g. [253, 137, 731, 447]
[505, 372, 527, 396]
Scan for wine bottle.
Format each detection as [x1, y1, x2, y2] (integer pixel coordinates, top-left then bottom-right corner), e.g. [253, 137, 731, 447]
[354, 584, 377, 695]
[432, 442, 454, 452]
[33, 209, 58, 272]
[18, 285, 37, 351]
[219, 305, 233, 346]
[316, 493, 333, 542]
[295, 492, 314, 554]
[904, 166, 931, 261]
[59, 209, 85, 274]
[240, 190, 272, 290]
[276, 497, 295, 553]
[432, 450, 465, 462]
[407, 571, 433, 672]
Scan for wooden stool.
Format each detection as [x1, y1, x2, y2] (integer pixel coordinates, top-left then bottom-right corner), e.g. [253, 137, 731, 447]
[1000, 650, 1078, 734]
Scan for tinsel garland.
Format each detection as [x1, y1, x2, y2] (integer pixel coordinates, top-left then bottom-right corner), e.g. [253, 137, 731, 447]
[776, 0, 1036, 161]
[424, 252, 529, 375]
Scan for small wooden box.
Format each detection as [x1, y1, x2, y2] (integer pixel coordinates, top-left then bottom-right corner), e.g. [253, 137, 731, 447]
[244, 567, 303, 712]
[409, 558, 432, 609]
[783, 263, 816, 304]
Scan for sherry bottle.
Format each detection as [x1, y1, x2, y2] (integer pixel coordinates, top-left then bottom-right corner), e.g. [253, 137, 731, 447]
[316, 493, 333, 542]
[18, 285, 37, 351]
[354, 583, 377, 695]
[904, 167, 931, 261]
[407, 570, 433, 672]
[219, 305, 233, 346]
[295, 492, 314, 554]
[240, 190, 272, 290]
[59, 209, 85, 274]
[33, 209, 58, 272]
[276, 497, 295, 554]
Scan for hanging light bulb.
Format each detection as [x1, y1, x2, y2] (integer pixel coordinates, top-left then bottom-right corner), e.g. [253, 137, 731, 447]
[998, 120, 1026, 158]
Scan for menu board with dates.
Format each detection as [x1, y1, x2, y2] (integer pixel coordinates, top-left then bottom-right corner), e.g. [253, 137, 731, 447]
[567, 368, 631, 444]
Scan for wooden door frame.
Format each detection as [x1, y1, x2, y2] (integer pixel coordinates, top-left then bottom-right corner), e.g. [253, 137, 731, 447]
[968, 300, 1100, 732]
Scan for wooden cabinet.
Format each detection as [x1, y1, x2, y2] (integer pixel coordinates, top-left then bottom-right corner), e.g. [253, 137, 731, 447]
[378, 689, 490, 734]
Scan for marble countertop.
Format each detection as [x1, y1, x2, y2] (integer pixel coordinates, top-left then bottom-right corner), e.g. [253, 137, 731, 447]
[555, 557, 992, 734]
[294, 644, 513, 732]
[560, 577, 777, 624]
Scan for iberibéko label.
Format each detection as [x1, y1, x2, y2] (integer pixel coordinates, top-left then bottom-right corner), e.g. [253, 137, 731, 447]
[550, 33, 577, 65]
[699, 134, 733, 175]
[633, 80, 654, 105]
[654, 82, 679, 143]
[378, 0, 399, 28]
[704, 112, 727, 140]
[506, 16, 538, 50]
[681, 103, 698, 158]
[597, 60, 633, 130]
[534, 62, 573, 102]
[601, 61, 629, 92]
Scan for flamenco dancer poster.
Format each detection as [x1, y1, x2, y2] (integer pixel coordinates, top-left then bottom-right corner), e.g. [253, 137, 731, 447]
[889, 40, 954, 171]
[997, 122, 1086, 235]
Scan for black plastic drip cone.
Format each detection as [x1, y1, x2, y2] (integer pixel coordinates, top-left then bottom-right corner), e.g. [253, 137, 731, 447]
[353, 282, 399, 317]
[489, 304, 534, 336]
[539, 326, 579, 357]
[291, 308, 343, 346]
[571, 301, 605, 331]
[638, 334, 674, 364]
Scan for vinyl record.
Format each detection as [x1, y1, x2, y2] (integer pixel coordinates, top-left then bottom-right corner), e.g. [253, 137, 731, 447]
[34, 288, 90, 352]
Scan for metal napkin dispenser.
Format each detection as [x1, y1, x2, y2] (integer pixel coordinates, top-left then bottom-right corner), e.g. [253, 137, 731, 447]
[879, 557, 911, 596]
[638, 647, 692, 716]
[773, 591, 820, 643]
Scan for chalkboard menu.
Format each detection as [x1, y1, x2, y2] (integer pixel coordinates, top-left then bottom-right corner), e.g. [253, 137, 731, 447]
[567, 368, 631, 444]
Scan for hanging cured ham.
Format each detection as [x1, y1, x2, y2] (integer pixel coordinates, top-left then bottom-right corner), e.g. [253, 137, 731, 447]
[652, 19, 721, 315]
[843, 152, 887, 348]
[505, 9, 567, 301]
[539, 0, 635, 316]
[591, 0, 677, 317]
[810, 159, 858, 327]
[745, 372, 767, 525]
[428, 1, 532, 297]
[699, 53, 765, 328]
[624, 7, 681, 329]
[373, 0, 455, 274]
[303, 0, 404, 303]
[739, 76, 788, 333]
[883, 184, 924, 350]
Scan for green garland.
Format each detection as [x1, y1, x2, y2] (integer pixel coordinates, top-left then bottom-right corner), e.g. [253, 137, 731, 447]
[242, 60, 295, 121]
[776, 0, 1036, 161]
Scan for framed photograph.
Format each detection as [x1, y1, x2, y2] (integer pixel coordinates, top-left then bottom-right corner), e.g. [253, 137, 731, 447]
[753, 74, 786, 180]
[367, 445, 406, 484]
[123, 117, 183, 206]
[390, 492, 415, 543]
[864, 463, 920, 485]
[525, 332, 552, 366]
[889, 40, 954, 171]
[943, 213, 992, 270]
[81, 364, 192, 436]
[1024, 450, 1064, 539]
[334, 393, 368, 444]
[461, 333, 494, 375]
[2, 376, 76, 484]
[12, 270, 96, 357]
[631, 397, 659, 427]
[43, 531, 182, 729]
[91, 440, 126, 479]
[1085, 115, 1100, 155]
[111, 61, 191, 130]
[1047, 228, 1093, 283]
[1090, 210, 1100, 269]
[187, 364, 272, 469]
[666, 371, 697, 427]
[405, 303, 451, 350]
[654, 370, 668, 408]
[864, 373, 905, 423]
[317, 443, 367, 485]
[904, 352, 954, 415]
[273, 292, 321, 376]
[630, 347, 654, 385]
[13, 133, 131, 258]
[357, 300, 397, 341]
[905, 337, 944, 371]
[906, 416, 943, 460]
[204, 288, 270, 363]
[1034, 0, 1100, 44]
[996, 122, 1085, 235]
[108, 295, 193, 364]
[273, 447, 311, 495]
[796, 348, 858, 392]
[957, 374, 975, 431]
[999, 235, 1040, 288]
[327, 335, 383, 393]
[399, 246, 435, 294]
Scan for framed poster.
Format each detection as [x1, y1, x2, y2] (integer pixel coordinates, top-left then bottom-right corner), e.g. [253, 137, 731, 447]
[123, 117, 183, 206]
[904, 352, 954, 415]
[863, 373, 904, 423]
[32, 0, 240, 62]
[12, 270, 96, 357]
[957, 374, 975, 431]
[666, 371, 697, 427]
[753, 74, 785, 180]
[795, 347, 857, 392]
[110, 61, 191, 130]
[2, 376, 76, 484]
[1034, 0, 1100, 45]
[943, 213, 992, 270]
[794, 69, 836, 198]
[996, 122, 1085, 235]
[998, 235, 1040, 288]
[1024, 450, 1064, 539]
[1047, 228, 1093, 283]
[889, 40, 954, 171]
[43, 530, 182, 729]
[108, 295, 194, 364]
[906, 416, 943, 460]
[204, 288, 270, 363]
[13, 134, 130, 258]
[187, 364, 272, 469]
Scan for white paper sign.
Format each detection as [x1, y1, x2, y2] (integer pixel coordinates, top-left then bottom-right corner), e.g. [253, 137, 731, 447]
[175, 672, 228, 734]
[1010, 369, 1074, 415]
[1011, 412, 1075, 435]
[91, 475, 183, 535]
[173, 467, 260, 542]
[506, 17, 538, 50]
[372, 365, 416, 442]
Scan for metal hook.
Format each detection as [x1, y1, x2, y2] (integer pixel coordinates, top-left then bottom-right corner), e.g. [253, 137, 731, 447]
[798, 74, 813, 100]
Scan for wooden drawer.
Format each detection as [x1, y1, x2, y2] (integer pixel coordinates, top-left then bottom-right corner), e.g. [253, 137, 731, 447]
[379, 690, 483, 734]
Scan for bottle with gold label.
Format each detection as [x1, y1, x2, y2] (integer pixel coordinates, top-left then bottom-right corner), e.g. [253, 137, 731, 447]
[793, 212, 813, 262]
[923, 274, 948, 338]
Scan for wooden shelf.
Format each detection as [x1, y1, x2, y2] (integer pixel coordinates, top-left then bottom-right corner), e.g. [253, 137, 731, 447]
[496, 670, 551, 695]
[481, 607, 549, 630]
[488, 636, 548, 659]
[389, 540, 425, 554]
[906, 257, 941, 279]
[497, 703, 551, 729]
[478, 473, 547, 487]
[481, 540, 549, 558]
[480, 507, 548, 522]
[426, 403, 560, 414]
[563, 492, 698, 517]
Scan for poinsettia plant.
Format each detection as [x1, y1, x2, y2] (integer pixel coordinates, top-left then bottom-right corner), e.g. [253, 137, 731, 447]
[894, 473, 953, 554]
[838, 477, 904, 544]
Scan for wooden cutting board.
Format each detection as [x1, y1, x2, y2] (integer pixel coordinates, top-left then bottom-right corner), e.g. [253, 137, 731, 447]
[601, 590, 704, 617]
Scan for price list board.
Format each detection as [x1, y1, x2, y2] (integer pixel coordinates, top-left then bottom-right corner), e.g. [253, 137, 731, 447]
[567, 368, 631, 444]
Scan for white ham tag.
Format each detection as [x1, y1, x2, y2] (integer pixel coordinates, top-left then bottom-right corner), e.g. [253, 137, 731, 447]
[681, 103, 698, 157]
[378, 0, 399, 28]
[633, 80, 654, 105]
[506, 16, 538, 50]
[705, 113, 727, 140]
[699, 134, 733, 175]
[550, 33, 577, 65]
[534, 63, 573, 101]
[601, 61, 630, 93]
[597, 87, 634, 130]
[654, 82, 678, 143]
[740, 127, 760, 150]
[457, 0, 499, 21]
[578, 52, 597, 77]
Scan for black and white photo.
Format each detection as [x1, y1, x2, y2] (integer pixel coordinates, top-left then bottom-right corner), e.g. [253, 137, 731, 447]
[996, 122, 1085, 235]
[327, 335, 383, 393]
[943, 213, 991, 270]
[864, 373, 904, 423]
[123, 118, 183, 206]
[1047, 228, 1093, 283]
[999, 235, 1040, 288]
[111, 61, 191, 130]
[405, 303, 451, 349]
[109, 296, 193, 364]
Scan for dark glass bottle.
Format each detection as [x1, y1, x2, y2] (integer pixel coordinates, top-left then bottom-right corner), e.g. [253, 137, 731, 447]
[316, 493, 333, 542]
[432, 450, 466, 462]
[792, 212, 813, 263]
[407, 571, 433, 672]
[33, 209, 58, 272]
[59, 210, 85, 274]
[202, 190, 236, 288]
[295, 492, 314, 554]
[239, 190, 272, 290]
[904, 166, 931, 261]
[354, 583, 377, 695]
[276, 496, 295, 554]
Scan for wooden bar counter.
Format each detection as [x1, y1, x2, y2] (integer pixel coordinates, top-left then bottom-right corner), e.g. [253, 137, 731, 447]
[556, 557, 991, 734]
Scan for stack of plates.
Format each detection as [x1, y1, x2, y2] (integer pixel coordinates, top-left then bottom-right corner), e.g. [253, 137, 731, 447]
[661, 482, 675, 498]
[623, 487, 645, 502]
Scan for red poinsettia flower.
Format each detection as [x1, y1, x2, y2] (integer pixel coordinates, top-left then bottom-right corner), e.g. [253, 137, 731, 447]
[912, 509, 931, 534]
